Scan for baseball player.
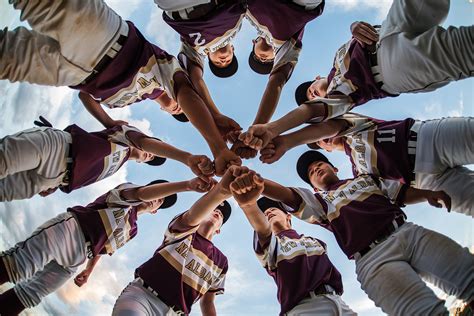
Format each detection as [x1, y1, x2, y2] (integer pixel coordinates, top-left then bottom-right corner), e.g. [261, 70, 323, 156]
[0, 0, 241, 175]
[255, 113, 474, 217]
[0, 120, 214, 201]
[294, 0, 473, 113]
[112, 166, 247, 316]
[261, 150, 474, 315]
[229, 172, 356, 315]
[154, 0, 246, 138]
[0, 177, 213, 315]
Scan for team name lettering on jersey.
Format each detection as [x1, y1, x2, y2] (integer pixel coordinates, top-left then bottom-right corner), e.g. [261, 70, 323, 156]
[98, 205, 134, 254]
[96, 143, 129, 182]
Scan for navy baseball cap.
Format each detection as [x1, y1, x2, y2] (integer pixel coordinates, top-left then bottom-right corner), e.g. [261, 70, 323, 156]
[209, 54, 239, 78]
[146, 180, 178, 209]
[248, 48, 273, 75]
[295, 81, 313, 105]
[145, 156, 166, 166]
[257, 197, 287, 213]
[172, 113, 189, 123]
[296, 150, 334, 185]
[216, 200, 232, 224]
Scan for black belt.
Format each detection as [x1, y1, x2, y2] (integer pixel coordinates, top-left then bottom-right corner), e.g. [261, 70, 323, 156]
[308, 284, 341, 297]
[81, 34, 128, 85]
[169, 0, 233, 20]
[367, 48, 384, 89]
[354, 216, 406, 259]
[136, 278, 185, 315]
[407, 129, 418, 182]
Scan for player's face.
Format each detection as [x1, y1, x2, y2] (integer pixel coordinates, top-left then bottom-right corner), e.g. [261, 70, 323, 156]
[138, 198, 164, 215]
[317, 137, 345, 152]
[253, 37, 275, 63]
[208, 44, 234, 68]
[307, 161, 338, 189]
[307, 76, 328, 100]
[264, 207, 290, 231]
[134, 149, 155, 163]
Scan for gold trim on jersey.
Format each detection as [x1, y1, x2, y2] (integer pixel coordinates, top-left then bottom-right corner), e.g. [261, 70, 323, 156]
[245, 12, 286, 48]
[197, 14, 245, 55]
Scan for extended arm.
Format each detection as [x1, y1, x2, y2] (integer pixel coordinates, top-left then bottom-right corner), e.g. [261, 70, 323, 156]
[74, 255, 101, 287]
[403, 187, 451, 211]
[200, 292, 217, 316]
[79, 92, 128, 128]
[262, 179, 302, 210]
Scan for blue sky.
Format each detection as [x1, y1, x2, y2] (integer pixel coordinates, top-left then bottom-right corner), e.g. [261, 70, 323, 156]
[1, 1, 473, 315]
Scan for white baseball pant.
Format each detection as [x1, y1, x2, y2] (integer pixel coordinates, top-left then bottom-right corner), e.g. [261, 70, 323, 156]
[0, 0, 124, 86]
[1, 212, 87, 308]
[414, 117, 474, 217]
[355, 222, 474, 316]
[112, 279, 180, 316]
[0, 127, 70, 201]
[377, 0, 473, 94]
[286, 293, 357, 316]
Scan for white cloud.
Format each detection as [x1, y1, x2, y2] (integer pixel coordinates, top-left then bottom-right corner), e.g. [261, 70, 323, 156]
[328, 0, 392, 19]
[145, 9, 181, 53]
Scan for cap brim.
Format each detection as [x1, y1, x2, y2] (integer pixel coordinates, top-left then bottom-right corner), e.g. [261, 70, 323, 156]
[208, 55, 238, 78]
[257, 197, 286, 213]
[145, 156, 167, 166]
[307, 142, 321, 150]
[216, 200, 232, 224]
[248, 51, 273, 75]
[146, 179, 178, 209]
[172, 113, 189, 123]
[295, 81, 313, 106]
[296, 150, 333, 185]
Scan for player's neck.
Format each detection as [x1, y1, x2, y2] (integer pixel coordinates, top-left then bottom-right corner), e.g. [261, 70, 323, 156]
[197, 225, 215, 241]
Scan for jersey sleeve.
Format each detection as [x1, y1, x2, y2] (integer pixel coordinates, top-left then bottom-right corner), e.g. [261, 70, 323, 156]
[271, 39, 300, 80]
[253, 231, 278, 270]
[208, 260, 228, 295]
[178, 42, 205, 71]
[281, 187, 329, 224]
[106, 183, 144, 207]
[305, 95, 355, 123]
[162, 212, 200, 245]
[376, 177, 409, 206]
[106, 125, 150, 149]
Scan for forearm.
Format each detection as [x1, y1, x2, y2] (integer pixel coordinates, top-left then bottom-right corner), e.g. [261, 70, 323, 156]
[200, 299, 217, 316]
[137, 137, 191, 165]
[282, 120, 346, 149]
[175, 75, 226, 156]
[253, 77, 285, 125]
[266, 103, 327, 136]
[85, 255, 101, 272]
[403, 187, 429, 205]
[262, 179, 302, 210]
[182, 185, 230, 227]
[240, 204, 272, 240]
[136, 181, 190, 202]
[189, 66, 220, 116]
[79, 92, 112, 126]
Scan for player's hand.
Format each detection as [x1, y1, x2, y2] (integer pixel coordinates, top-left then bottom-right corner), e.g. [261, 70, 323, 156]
[214, 149, 242, 176]
[230, 172, 264, 207]
[231, 140, 258, 159]
[425, 190, 451, 212]
[259, 136, 288, 164]
[214, 113, 242, 143]
[218, 165, 250, 196]
[104, 119, 129, 128]
[187, 155, 215, 181]
[350, 21, 379, 47]
[74, 270, 91, 287]
[239, 124, 277, 151]
[187, 177, 217, 193]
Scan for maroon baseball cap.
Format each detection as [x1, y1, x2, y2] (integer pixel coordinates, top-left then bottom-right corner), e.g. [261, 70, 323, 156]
[296, 150, 334, 185]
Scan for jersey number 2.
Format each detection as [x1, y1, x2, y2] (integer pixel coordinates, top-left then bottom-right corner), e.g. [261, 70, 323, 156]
[189, 32, 205, 46]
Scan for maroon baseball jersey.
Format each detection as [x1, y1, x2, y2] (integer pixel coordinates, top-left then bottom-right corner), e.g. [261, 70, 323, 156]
[246, 0, 324, 74]
[254, 229, 343, 315]
[164, 2, 246, 67]
[284, 175, 407, 258]
[72, 21, 184, 108]
[135, 213, 228, 314]
[340, 114, 416, 184]
[68, 183, 143, 257]
[61, 124, 148, 193]
[326, 34, 394, 106]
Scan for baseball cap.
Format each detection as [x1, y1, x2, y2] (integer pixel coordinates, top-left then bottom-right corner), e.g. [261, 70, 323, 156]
[216, 200, 232, 224]
[296, 150, 334, 185]
[172, 113, 189, 123]
[294, 81, 313, 105]
[146, 180, 178, 209]
[248, 49, 273, 75]
[257, 197, 287, 213]
[306, 142, 321, 150]
[208, 54, 239, 78]
[145, 156, 166, 166]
